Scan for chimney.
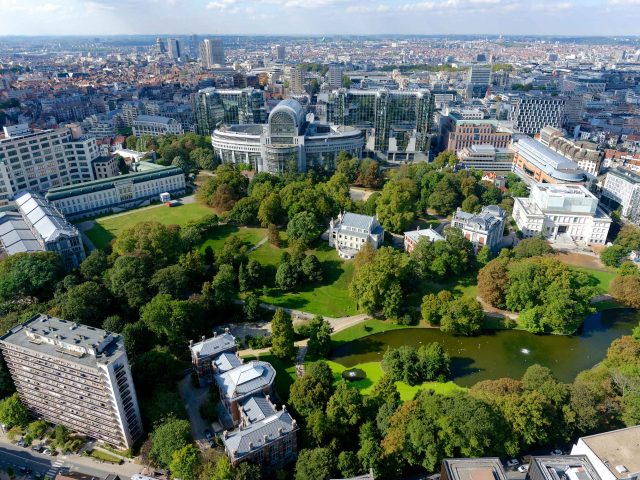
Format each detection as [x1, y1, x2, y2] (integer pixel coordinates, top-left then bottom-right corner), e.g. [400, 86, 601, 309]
[223, 430, 228, 439]
[201, 335, 206, 341]
[292, 419, 297, 428]
[248, 442, 253, 450]
[189, 339, 193, 347]
[225, 327, 230, 334]
[213, 331, 217, 338]
[263, 435, 268, 443]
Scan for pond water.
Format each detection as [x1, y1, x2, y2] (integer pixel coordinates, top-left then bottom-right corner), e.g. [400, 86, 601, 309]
[329, 309, 639, 387]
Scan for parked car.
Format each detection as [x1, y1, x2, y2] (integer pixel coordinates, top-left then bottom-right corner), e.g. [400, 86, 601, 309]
[31, 445, 42, 452]
[518, 465, 529, 473]
[16, 440, 25, 447]
[506, 459, 520, 467]
[42, 448, 52, 455]
[550, 449, 563, 456]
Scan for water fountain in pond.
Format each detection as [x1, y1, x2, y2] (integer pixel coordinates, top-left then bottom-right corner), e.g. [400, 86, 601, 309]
[521, 348, 531, 355]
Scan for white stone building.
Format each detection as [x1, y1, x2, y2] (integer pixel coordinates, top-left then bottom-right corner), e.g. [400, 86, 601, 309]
[601, 167, 640, 224]
[513, 183, 611, 245]
[132, 115, 184, 137]
[329, 212, 384, 259]
[451, 205, 506, 252]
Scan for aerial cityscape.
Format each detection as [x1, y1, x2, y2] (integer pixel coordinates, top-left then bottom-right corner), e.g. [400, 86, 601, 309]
[1, 3, 640, 480]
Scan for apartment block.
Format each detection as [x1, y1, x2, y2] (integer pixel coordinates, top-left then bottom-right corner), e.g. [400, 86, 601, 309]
[0, 124, 98, 205]
[441, 114, 512, 152]
[132, 115, 184, 137]
[0, 315, 143, 449]
[508, 94, 566, 135]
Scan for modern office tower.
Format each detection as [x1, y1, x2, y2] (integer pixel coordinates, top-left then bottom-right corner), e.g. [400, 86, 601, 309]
[167, 38, 181, 61]
[0, 314, 143, 449]
[327, 65, 344, 89]
[276, 44, 285, 61]
[200, 39, 214, 69]
[155, 36, 165, 54]
[289, 66, 304, 94]
[209, 38, 225, 65]
[513, 183, 611, 245]
[192, 87, 267, 136]
[190, 34, 199, 58]
[0, 191, 85, 269]
[212, 99, 364, 173]
[507, 93, 566, 135]
[465, 65, 492, 99]
[0, 124, 98, 205]
[325, 88, 435, 161]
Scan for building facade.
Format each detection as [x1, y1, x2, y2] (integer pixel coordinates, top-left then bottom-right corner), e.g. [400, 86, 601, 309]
[403, 227, 444, 253]
[329, 211, 384, 259]
[0, 314, 143, 449]
[512, 136, 587, 184]
[441, 114, 512, 152]
[451, 205, 506, 251]
[92, 156, 119, 180]
[458, 144, 514, 171]
[0, 124, 99, 205]
[508, 94, 566, 135]
[601, 167, 640, 224]
[325, 88, 435, 162]
[513, 183, 611, 245]
[193, 88, 267, 136]
[132, 115, 184, 137]
[0, 191, 85, 269]
[541, 126, 602, 176]
[45, 162, 186, 220]
[211, 99, 364, 173]
[465, 65, 492, 99]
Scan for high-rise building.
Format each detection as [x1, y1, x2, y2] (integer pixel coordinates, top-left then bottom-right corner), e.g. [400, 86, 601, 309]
[276, 44, 286, 61]
[192, 88, 267, 136]
[325, 88, 435, 161]
[190, 34, 199, 58]
[440, 113, 512, 152]
[155, 36, 165, 54]
[200, 39, 224, 68]
[327, 65, 344, 89]
[0, 124, 99, 205]
[507, 93, 566, 135]
[0, 314, 143, 449]
[465, 65, 492, 99]
[167, 38, 181, 61]
[289, 66, 304, 94]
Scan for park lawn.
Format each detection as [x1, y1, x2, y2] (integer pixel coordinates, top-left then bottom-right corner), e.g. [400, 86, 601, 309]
[570, 266, 616, 293]
[199, 225, 267, 253]
[331, 318, 411, 346]
[322, 359, 466, 401]
[250, 240, 358, 318]
[243, 352, 296, 403]
[90, 449, 121, 464]
[84, 202, 216, 249]
[406, 271, 479, 308]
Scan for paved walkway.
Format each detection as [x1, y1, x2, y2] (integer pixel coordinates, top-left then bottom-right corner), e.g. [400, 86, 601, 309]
[177, 375, 212, 450]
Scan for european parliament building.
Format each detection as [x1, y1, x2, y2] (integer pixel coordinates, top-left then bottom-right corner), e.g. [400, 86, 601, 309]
[192, 87, 268, 136]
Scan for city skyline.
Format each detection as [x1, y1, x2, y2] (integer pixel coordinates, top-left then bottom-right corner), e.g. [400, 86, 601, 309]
[1, 0, 640, 36]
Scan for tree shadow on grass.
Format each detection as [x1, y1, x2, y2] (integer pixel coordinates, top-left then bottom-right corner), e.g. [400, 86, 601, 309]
[86, 223, 114, 249]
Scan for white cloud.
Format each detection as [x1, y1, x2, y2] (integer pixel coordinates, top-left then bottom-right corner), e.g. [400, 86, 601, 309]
[206, 0, 236, 9]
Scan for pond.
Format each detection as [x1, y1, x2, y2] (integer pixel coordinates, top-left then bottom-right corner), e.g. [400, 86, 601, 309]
[329, 309, 639, 387]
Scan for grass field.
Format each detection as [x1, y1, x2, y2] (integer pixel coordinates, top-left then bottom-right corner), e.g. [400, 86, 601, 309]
[243, 352, 296, 403]
[199, 225, 267, 253]
[570, 266, 616, 293]
[84, 202, 216, 249]
[250, 238, 358, 318]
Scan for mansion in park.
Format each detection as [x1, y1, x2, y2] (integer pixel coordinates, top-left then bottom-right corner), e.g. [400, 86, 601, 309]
[328, 212, 384, 259]
[189, 333, 298, 470]
[403, 227, 444, 253]
[452, 205, 507, 252]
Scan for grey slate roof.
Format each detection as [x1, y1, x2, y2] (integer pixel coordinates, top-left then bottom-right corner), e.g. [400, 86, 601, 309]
[339, 212, 376, 230]
[223, 407, 297, 461]
[213, 351, 242, 373]
[404, 227, 445, 244]
[239, 395, 276, 423]
[453, 205, 505, 232]
[216, 361, 275, 400]
[190, 332, 236, 359]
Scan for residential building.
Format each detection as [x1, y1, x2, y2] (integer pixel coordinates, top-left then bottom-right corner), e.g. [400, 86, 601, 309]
[441, 458, 508, 480]
[325, 88, 435, 161]
[132, 115, 184, 137]
[276, 44, 285, 62]
[508, 94, 566, 135]
[570, 426, 640, 480]
[513, 183, 611, 245]
[0, 314, 143, 449]
[92, 156, 119, 180]
[211, 99, 364, 173]
[327, 65, 344, 89]
[451, 205, 506, 251]
[527, 456, 602, 480]
[330, 471, 375, 480]
[403, 227, 444, 253]
[155, 37, 165, 54]
[540, 126, 602, 176]
[289, 66, 304, 94]
[602, 167, 640, 224]
[0, 191, 85, 269]
[192, 87, 267, 136]
[512, 136, 587, 184]
[465, 65, 492, 99]
[329, 211, 384, 259]
[440, 113, 512, 152]
[189, 331, 236, 386]
[167, 38, 180, 61]
[45, 161, 186, 220]
[458, 144, 514, 171]
[0, 124, 98, 205]
[190, 333, 298, 471]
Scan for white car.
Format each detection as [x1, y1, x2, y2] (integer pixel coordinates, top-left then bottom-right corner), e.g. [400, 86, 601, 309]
[506, 459, 519, 467]
[550, 449, 563, 456]
[518, 465, 529, 473]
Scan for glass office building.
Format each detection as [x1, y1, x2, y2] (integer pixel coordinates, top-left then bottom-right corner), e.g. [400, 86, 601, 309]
[192, 88, 267, 135]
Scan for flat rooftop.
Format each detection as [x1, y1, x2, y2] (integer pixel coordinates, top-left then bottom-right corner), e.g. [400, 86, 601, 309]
[442, 458, 507, 480]
[531, 456, 601, 480]
[0, 314, 124, 367]
[579, 426, 640, 479]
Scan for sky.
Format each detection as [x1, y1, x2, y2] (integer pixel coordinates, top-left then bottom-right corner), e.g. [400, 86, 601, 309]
[0, 0, 640, 36]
